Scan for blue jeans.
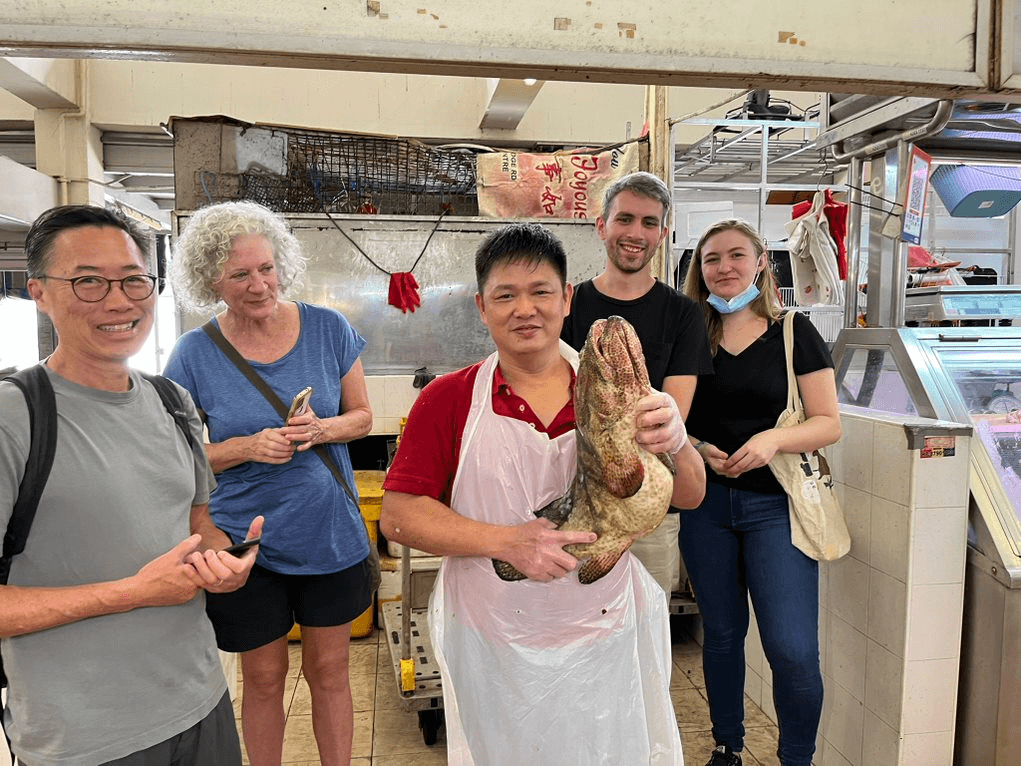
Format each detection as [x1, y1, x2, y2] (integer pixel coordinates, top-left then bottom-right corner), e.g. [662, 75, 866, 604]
[680, 482, 822, 766]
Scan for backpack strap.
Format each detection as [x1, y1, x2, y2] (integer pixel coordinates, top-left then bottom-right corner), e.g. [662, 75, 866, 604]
[142, 373, 197, 452]
[0, 369, 197, 694]
[1, 372, 195, 586]
[1, 366, 57, 587]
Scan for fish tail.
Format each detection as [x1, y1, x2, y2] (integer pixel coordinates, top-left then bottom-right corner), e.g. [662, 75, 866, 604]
[492, 558, 528, 582]
[577, 546, 629, 584]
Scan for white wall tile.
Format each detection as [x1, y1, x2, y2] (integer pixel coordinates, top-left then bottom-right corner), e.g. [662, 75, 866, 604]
[827, 427, 845, 471]
[818, 604, 830, 682]
[382, 375, 419, 419]
[828, 555, 870, 633]
[840, 417, 874, 494]
[868, 570, 908, 657]
[865, 639, 905, 731]
[744, 665, 762, 708]
[901, 730, 954, 765]
[818, 737, 855, 766]
[364, 375, 387, 418]
[910, 507, 968, 587]
[912, 438, 970, 509]
[822, 682, 865, 766]
[902, 658, 959, 735]
[760, 677, 777, 724]
[827, 615, 868, 703]
[869, 497, 911, 584]
[842, 485, 871, 565]
[906, 583, 964, 661]
[862, 709, 901, 766]
[872, 422, 911, 506]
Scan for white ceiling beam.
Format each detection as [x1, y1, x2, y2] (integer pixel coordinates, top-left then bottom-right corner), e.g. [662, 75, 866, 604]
[0, 58, 78, 109]
[480, 77, 544, 130]
[0, 0, 1007, 97]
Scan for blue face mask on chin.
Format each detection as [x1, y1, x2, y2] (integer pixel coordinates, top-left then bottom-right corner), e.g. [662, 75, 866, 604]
[707, 281, 761, 314]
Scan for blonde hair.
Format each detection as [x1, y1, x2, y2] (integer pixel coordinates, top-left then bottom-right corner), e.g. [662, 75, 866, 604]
[682, 218, 782, 355]
[171, 201, 306, 311]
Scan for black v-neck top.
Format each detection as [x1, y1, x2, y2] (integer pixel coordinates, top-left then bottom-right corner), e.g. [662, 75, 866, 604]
[687, 311, 834, 494]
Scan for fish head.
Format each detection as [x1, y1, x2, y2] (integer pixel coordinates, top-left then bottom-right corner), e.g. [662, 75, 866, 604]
[576, 315, 650, 409]
[575, 316, 653, 498]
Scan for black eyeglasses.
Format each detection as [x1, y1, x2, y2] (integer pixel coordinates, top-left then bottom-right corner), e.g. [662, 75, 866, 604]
[41, 274, 160, 302]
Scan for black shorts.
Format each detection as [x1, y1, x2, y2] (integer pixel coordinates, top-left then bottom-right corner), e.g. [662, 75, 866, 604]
[204, 556, 374, 653]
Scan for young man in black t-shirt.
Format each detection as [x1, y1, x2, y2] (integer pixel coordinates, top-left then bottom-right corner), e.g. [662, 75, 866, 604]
[561, 171, 713, 594]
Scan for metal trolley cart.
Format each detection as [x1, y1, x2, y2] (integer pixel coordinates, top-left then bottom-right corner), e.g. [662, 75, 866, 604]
[379, 544, 444, 745]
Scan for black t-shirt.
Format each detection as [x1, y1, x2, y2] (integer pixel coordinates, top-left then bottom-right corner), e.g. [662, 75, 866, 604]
[686, 311, 834, 495]
[561, 280, 713, 390]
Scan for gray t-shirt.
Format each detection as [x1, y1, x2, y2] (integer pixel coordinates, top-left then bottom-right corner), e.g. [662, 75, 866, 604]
[0, 367, 224, 766]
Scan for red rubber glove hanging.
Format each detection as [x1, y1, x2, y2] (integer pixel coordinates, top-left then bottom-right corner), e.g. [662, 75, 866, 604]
[388, 272, 422, 313]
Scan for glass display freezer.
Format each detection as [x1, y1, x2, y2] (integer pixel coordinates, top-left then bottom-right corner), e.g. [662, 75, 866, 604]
[832, 326, 1021, 765]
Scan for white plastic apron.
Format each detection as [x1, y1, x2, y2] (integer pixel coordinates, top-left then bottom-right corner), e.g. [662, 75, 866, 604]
[430, 350, 683, 766]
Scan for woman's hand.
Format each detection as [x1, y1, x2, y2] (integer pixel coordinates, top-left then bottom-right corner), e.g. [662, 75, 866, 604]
[722, 430, 782, 477]
[247, 428, 297, 464]
[698, 443, 731, 477]
[283, 407, 328, 451]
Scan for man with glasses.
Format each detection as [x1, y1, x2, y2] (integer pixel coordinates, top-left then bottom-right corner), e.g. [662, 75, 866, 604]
[0, 206, 261, 766]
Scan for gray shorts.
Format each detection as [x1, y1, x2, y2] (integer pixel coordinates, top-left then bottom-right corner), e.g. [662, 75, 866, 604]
[97, 692, 239, 766]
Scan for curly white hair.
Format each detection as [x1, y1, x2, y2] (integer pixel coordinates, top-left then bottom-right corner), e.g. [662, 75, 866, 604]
[171, 201, 306, 311]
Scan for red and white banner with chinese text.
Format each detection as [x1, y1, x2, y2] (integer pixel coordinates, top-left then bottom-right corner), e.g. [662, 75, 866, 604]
[476, 144, 640, 219]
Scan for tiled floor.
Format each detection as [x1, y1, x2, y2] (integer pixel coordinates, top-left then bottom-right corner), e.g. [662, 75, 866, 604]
[234, 624, 782, 766]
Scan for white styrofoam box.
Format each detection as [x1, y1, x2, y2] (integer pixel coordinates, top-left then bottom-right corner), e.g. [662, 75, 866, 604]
[378, 567, 402, 604]
[365, 374, 420, 435]
[387, 539, 436, 558]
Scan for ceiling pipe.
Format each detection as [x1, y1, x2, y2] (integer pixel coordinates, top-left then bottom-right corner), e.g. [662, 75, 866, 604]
[830, 100, 955, 162]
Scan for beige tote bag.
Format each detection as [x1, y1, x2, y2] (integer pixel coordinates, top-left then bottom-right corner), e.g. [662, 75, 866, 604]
[767, 312, 850, 561]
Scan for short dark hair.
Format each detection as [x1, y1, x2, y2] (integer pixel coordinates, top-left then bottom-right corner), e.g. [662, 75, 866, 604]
[474, 222, 567, 293]
[25, 205, 150, 279]
[601, 171, 672, 223]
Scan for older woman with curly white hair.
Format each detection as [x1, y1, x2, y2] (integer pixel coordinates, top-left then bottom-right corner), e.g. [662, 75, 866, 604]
[164, 200, 374, 766]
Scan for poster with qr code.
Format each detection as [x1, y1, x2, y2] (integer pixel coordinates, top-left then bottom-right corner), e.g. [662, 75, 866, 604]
[901, 145, 932, 245]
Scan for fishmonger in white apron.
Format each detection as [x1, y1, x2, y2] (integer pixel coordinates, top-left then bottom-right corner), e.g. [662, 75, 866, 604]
[430, 350, 683, 765]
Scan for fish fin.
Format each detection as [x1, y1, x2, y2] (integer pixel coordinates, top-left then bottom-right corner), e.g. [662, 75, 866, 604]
[577, 546, 629, 584]
[603, 453, 644, 498]
[492, 559, 528, 582]
[657, 451, 677, 476]
[535, 492, 574, 527]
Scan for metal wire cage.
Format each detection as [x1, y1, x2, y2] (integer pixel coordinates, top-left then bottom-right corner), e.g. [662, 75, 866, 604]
[200, 129, 479, 216]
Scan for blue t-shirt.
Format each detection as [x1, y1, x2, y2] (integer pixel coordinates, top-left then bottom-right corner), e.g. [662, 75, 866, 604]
[164, 302, 369, 575]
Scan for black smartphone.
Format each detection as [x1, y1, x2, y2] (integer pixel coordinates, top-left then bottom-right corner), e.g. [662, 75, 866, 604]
[286, 386, 313, 422]
[222, 537, 262, 557]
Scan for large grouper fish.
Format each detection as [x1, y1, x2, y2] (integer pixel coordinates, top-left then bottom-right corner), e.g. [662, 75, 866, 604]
[493, 315, 676, 585]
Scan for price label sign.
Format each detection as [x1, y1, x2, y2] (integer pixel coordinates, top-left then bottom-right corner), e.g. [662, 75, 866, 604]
[901, 145, 932, 245]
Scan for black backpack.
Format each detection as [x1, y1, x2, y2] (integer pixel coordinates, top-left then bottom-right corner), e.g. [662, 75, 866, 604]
[0, 365, 196, 688]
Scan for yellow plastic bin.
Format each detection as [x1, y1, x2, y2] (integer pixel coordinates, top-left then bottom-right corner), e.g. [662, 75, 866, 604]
[288, 470, 386, 642]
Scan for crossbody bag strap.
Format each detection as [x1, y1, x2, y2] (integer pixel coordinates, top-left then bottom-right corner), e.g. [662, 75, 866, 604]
[200, 320, 358, 506]
[782, 311, 801, 414]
